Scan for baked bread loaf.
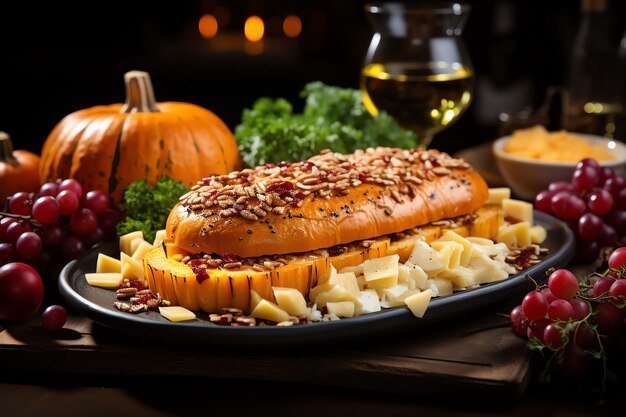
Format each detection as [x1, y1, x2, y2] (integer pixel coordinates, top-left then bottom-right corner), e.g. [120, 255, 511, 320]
[167, 147, 488, 258]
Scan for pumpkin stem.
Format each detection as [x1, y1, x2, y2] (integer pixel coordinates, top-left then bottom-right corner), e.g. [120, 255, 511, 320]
[120, 70, 160, 113]
[0, 131, 18, 164]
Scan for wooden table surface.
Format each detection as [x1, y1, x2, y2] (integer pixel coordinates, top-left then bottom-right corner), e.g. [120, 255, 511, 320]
[0, 295, 622, 417]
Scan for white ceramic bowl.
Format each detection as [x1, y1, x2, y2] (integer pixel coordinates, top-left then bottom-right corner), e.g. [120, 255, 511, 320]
[492, 133, 626, 201]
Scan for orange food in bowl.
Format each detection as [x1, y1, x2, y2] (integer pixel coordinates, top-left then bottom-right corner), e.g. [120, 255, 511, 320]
[503, 125, 614, 162]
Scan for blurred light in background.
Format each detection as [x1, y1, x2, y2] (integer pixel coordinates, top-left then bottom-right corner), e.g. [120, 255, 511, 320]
[214, 6, 231, 26]
[245, 16, 264, 42]
[283, 15, 302, 38]
[198, 14, 218, 39]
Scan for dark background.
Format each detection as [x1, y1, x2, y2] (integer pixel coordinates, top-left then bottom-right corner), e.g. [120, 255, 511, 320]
[1, 0, 625, 157]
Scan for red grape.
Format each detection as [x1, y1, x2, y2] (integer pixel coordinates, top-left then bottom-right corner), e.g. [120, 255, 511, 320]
[58, 179, 82, 198]
[61, 235, 85, 260]
[570, 299, 590, 320]
[534, 190, 555, 214]
[548, 299, 575, 321]
[0, 217, 17, 242]
[5, 222, 31, 245]
[608, 279, 626, 303]
[608, 247, 626, 269]
[548, 269, 579, 300]
[0, 243, 16, 266]
[594, 302, 624, 336]
[41, 305, 67, 331]
[509, 305, 527, 335]
[600, 224, 617, 246]
[82, 228, 104, 249]
[551, 192, 586, 220]
[543, 323, 564, 348]
[15, 232, 42, 260]
[70, 208, 97, 236]
[540, 287, 558, 305]
[549, 181, 576, 193]
[572, 166, 599, 191]
[615, 188, 626, 210]
[98, 209, 120, 238]
[32, 196, 61, 225]
[577, 213, 604, 241]
[38, 182, 59, 198]
[0, 262, 44, 322]
[8, 192, 32, 215]
[40, 225, 65, 248]
[604, 176, 626, 196]
[522, 291, 548, 320]
[604, 210, 626, 235]
[570, 323, 600, 351]
[82, 190, 109, 214]
[56, 190, 79, 215]
[591, 276, 616, 297]
[560, 344, 593, 378]
[599, 166, 615, 184]
[576, 157, 600, 170]
[527, 318, 551, 342]
[587, 189, 613, 215]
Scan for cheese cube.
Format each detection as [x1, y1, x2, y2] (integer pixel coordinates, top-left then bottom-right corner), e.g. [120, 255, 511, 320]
[503, 198, 533, 224]
[513, 221, 532, 248]
[153, 229, 167, 247]
[250, 289, 264, 311]
[251, 299, 290, 323]
[398, 264, 411, 284]
[326, 301, 355, 318]
[317, 264, 337, 286]
[434, 230, 474, 266]
[121, 252, 145, 281]
[85, 272, 124, 288]
[272, 287, 308, 317]
[363, 254, 400, 288]
[405, 289, 435, 318]
[331, 272, 360, 294]
[355, 289, 382, 315]
[487, 188, 511, 205]
[131, 240, 154, 261]
[438, 266, 477, 289]
[120, 231, 143, 256]
[313, 285, 359, 307]
[338, 265, 364, 276]
[382, 284, 409, 305]
[530, 225, 547, 244]
[496, 225, 518, 248]
[408, 241, 445, 274]
[406, 263, 428, 290]
[159, 306, 196, 322]
[129, 238, 145, 258]
[96, 253, 122, 273]
[431, 241, 464, 269]
[427, 278, 453, 296]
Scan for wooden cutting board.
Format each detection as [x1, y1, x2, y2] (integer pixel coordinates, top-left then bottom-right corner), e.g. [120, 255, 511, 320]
[0, 299, 530, 405]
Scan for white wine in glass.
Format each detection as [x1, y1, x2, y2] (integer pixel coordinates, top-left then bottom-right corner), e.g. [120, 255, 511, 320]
[361, 3, 474, 147]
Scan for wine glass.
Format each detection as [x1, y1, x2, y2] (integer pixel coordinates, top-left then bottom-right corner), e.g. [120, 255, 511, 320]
[361, 2, 474, 147]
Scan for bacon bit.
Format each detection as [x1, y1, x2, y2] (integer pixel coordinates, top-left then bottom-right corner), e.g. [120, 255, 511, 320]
[233, 203, 246, 212]
[300, 161, 314, 170]
[193, 266, 210, 284]
[221, 252, 244, 263]
[429, 156, 440, 167]
[292, 192, 306, 207]
[119, 280, 146, 291]
[266, 181, 295, 197]
[133, 293, 154, 305]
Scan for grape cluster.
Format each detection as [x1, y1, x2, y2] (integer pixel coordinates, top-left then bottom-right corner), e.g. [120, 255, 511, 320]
[510, 247, 626, 380]
[534, 158, 625, 263]
[0, 179, 119, 273]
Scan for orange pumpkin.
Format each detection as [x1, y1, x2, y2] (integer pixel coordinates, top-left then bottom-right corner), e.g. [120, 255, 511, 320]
[39, 71, 242, 205]
[0, 131, 40, 203]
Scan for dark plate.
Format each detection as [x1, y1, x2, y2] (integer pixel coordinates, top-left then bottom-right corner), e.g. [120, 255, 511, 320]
[59, 211, 574, 347]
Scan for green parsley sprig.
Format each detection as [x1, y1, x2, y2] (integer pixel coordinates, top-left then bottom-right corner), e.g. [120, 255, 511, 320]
[116, 176, 189, 243]
[235, 81, 419, 167]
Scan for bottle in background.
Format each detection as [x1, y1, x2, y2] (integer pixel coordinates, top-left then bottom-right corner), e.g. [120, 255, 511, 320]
[567, 0, 622, 138]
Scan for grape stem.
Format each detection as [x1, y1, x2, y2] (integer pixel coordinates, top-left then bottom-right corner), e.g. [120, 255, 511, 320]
[0, 211, 43, 227]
